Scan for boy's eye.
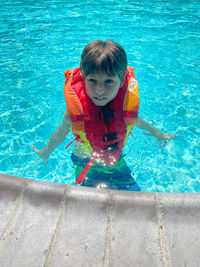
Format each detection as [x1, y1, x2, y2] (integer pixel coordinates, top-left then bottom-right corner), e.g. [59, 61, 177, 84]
[88, 79, 96, 84]
[105, 79, 114, 84]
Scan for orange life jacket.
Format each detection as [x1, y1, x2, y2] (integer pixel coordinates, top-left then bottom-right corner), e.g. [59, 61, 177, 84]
[64, 66, 139, 166]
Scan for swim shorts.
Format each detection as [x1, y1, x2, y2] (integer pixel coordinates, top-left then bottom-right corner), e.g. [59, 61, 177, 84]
[71, 154, 140, 191]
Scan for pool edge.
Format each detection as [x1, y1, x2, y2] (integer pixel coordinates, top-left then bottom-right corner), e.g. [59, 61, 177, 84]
[0, 173, 200, 266]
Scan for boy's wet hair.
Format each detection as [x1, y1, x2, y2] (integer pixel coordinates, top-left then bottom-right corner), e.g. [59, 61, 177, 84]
[80, 40, 127, 80]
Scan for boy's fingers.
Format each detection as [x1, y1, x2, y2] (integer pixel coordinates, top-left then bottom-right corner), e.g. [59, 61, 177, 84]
[31, 144, 37, 152]
[144, 133, 179, 140]
[164, 134, 179, 140]
[31, 145, 48, 165]
[31, 144, 39, 153]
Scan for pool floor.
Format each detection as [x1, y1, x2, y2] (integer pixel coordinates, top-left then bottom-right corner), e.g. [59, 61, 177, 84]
[0, 173, 200, 266]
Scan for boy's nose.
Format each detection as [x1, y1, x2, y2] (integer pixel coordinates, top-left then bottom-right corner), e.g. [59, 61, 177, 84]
[96, 84, 105, 95]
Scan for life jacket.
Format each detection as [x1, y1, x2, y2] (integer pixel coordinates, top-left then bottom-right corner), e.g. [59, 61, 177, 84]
[64, 66, 139, 166]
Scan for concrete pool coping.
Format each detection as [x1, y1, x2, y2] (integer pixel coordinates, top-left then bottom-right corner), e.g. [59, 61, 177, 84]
[0, 173, 200, 267]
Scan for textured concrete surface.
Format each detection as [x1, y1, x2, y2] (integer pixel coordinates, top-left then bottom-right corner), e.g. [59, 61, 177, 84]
[0, 173, 200, 267]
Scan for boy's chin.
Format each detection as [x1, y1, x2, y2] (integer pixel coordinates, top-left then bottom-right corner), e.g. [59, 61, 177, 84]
[92, 99, 109, 106]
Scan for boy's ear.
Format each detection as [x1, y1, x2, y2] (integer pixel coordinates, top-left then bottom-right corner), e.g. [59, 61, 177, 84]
[80, 68, 86, 77]
[80, 71, 86, 80]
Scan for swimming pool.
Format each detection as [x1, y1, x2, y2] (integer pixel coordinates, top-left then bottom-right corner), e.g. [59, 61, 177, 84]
[0, 0, 199, 192]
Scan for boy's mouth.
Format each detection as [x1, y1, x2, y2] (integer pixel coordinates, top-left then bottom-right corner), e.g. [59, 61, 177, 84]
[94, 97, 106, 100]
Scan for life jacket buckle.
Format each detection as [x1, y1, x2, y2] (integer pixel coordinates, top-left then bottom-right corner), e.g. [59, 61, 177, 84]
[104, 142, 119, 153]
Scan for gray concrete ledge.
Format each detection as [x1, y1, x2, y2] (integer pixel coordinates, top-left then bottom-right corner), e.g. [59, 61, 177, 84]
[0, 173, 200, 267]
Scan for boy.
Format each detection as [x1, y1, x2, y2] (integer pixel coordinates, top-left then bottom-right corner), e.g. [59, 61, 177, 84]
[32, 40, 177, 191]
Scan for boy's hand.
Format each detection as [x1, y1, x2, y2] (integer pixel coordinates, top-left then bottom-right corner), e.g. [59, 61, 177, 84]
[31, 145, 49, 165]
[136, 118, 179, 149]
[144, 132, 179, 149]
[144, 131, 178, 141]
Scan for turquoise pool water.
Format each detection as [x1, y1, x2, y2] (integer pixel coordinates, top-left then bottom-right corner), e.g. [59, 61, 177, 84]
[0, 0, 199, 192]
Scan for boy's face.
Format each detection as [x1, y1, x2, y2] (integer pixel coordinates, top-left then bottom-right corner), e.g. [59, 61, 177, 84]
[84, 72, 124, 106]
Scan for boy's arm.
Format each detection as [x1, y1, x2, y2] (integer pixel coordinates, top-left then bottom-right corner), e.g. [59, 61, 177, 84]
[136, 117, 178, 141]
[31, 112, 71, 164]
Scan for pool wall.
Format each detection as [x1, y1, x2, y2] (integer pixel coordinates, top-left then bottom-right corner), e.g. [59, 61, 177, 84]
[0, 173, 200, 266]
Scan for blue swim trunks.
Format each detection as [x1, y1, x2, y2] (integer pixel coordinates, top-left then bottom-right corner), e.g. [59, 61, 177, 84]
[71, 154, 140, 191]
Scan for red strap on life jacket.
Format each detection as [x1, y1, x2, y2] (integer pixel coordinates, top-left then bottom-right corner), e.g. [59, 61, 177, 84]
[75, 156, 96, 185]
[65, 136, 79, 149]
[70, 111, 138, 122]
[65, 137, 95, 185]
